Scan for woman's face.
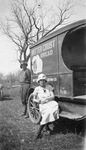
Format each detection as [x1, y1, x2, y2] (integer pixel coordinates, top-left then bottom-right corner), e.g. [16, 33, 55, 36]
[39, 79, 46, 87]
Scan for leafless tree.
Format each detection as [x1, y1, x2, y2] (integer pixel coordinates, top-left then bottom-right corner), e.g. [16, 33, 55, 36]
[0, 0, 76, 63]
[5, 73, 17, 86]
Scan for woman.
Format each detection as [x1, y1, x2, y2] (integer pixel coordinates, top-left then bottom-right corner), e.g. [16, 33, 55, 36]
[33, 73, 59, 139]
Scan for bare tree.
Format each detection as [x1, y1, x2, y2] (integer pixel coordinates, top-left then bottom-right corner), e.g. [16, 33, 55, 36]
[0, 0, 76, 63]
[5, 73, 17, 86]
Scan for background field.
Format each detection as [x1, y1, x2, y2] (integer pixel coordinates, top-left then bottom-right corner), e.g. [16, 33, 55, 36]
[0, 86, 86, 150]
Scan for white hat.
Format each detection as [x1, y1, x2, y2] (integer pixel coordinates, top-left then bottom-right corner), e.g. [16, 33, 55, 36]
[37, 74, 47, 82]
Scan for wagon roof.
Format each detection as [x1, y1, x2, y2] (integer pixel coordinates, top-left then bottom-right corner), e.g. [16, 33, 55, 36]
[30, 19, 86, 49]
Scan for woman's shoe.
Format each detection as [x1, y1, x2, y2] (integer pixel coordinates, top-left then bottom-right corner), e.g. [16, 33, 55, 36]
[34, 134, 43, 140]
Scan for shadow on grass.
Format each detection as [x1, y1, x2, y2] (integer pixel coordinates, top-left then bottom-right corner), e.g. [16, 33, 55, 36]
[53, 117, 86, 136]
[1, 94, 13, 101]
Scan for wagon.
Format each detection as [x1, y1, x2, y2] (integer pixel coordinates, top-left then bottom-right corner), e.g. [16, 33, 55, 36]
[27, 19, 86, 124]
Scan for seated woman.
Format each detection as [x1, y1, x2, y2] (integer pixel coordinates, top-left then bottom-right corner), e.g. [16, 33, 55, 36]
[33, 73, 59, 139]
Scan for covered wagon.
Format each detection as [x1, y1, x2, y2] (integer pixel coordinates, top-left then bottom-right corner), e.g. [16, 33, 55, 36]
[27, 19, 86, 124]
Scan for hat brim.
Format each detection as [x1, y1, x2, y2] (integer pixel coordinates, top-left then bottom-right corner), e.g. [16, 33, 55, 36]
[37, 79, 47, 82]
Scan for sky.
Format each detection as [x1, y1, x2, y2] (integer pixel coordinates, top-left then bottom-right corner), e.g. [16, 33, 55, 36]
[0, 35, 20, 75]
[0, 0, 86, 75]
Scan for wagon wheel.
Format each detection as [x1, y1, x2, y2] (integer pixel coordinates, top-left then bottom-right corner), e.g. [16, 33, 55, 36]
[27, 93, 41, 124]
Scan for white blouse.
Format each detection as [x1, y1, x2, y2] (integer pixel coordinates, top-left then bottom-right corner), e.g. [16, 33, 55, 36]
[33, 85, 54, 104]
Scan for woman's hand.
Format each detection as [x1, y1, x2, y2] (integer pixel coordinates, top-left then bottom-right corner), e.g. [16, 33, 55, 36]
[41, 96, 54, 104]
[33, 98, 39, 103]
[46, 96, 54, 102]
[33, 94, 39, 103]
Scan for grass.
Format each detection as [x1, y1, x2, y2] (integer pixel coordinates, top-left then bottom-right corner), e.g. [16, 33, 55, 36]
[0, 86, 85, 150]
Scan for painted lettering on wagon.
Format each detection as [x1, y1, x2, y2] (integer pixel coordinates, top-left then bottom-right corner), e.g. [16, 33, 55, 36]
[31, 39, 55, 57]
[33, 77, 57, 82]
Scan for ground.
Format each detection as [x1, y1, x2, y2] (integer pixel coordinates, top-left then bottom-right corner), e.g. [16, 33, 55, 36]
[0, 86, 85, 150]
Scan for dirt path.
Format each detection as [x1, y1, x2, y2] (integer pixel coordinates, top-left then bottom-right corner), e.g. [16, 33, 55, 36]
[0, 92, 85, 150]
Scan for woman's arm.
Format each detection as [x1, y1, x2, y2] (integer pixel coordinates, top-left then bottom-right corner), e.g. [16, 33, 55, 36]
[32, 87, 40, 103]
[46, 90, 54, 102]
[41, 91, 54, 104]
